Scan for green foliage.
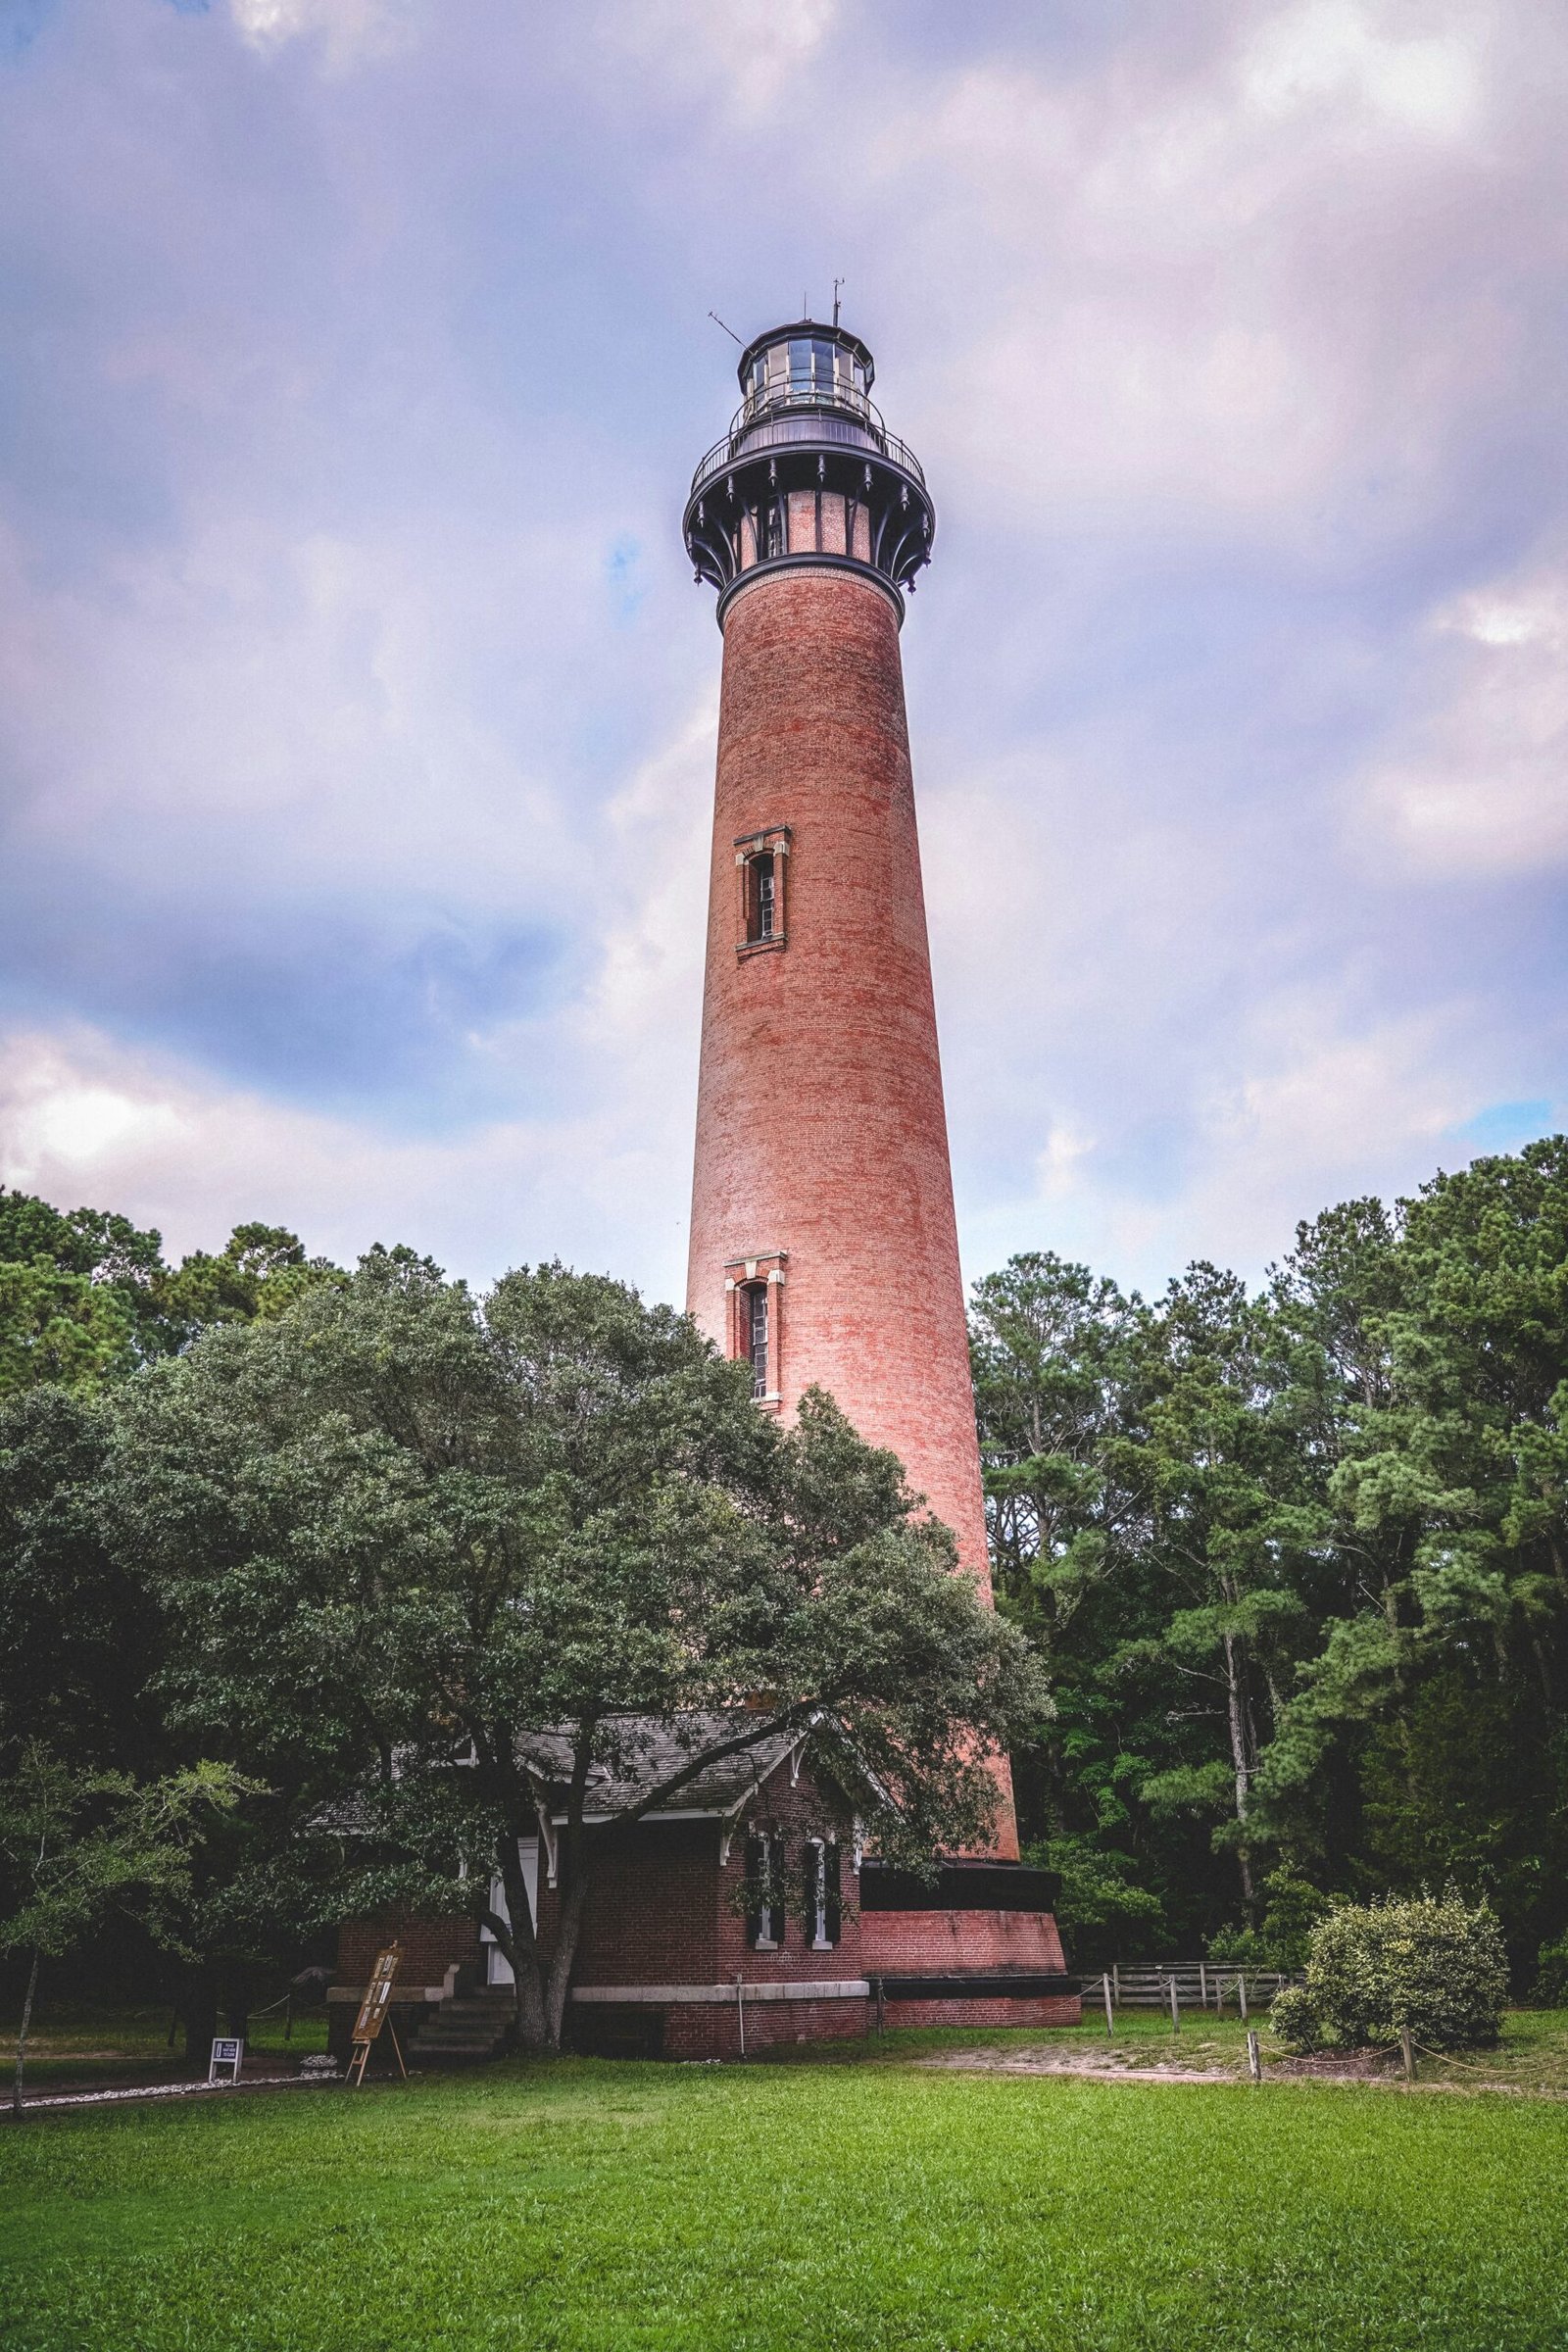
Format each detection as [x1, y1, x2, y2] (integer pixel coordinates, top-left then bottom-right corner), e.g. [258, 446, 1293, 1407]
[0, 1188, 339, 1396]
[0, 1385, 157, 1771]
[108, 1249, 1043, 2046]
[0, 1744, 250, 1965]
[1535, 1935, 1568, 2005]
[1208, 1869, 1332, 1971]
[1026, 1833, 1165, 1966]
[974, 1139, 1568, 1977]
[1268, 1889, 1508, 2053]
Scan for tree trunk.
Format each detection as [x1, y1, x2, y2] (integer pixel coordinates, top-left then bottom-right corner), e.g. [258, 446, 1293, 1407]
[493, 1828, 551, 2054]
[13, 1947, 40, 2117]
[182, 1961, 219, 2068]
[543, 1869, 593, 2050]
[1223, 1631, 1255, 1911]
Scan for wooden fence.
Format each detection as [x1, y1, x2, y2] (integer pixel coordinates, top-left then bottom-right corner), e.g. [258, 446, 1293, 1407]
[1094, 1964, 1299, 2014]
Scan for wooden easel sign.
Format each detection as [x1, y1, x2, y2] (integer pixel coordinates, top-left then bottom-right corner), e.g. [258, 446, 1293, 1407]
[208, 2036, 244, 2085]
[347, 1943, 407, 2087]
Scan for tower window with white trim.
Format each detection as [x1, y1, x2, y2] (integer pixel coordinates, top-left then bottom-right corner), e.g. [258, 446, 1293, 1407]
[734, 825, 789, 956]
[746, 1283, 768, 1399]
[747, 852, 776, 943]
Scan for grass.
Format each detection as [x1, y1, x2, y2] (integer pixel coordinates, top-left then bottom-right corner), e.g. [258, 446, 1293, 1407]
[876, 2004, 1568, 2093]
[4, 2022, 1568, 2350]
[7, 1999, 327, 2091]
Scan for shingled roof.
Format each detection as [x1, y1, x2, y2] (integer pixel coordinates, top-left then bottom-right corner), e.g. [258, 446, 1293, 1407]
[516, 1712, 809, 1823]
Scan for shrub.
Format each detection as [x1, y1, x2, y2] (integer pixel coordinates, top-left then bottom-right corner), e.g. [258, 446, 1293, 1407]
[1534, 1935, 1568, 2007]
[1268, 1889, 1507, 2054]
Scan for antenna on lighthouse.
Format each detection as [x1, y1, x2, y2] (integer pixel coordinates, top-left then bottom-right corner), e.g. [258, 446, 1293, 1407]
[708, 310, 743, 345]
[833, 278, 845, 326]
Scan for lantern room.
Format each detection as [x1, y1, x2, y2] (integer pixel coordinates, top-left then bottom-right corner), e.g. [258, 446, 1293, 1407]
[683, 317, 935, 618]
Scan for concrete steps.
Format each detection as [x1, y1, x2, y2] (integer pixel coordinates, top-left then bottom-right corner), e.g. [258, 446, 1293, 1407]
[408, 1990, 514, 2065]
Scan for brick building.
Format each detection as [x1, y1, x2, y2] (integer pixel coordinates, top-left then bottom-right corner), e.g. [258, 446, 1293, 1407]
[329, 318, 1078, 2060]
[331, 1716, 1073, 2063]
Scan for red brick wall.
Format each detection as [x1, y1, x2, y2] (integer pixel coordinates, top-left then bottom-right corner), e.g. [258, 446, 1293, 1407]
[860, 1908, 1067, 1976]
[564, 1753, 866, 1989]
[567, 1822, 720, 1985]
[685, 565, 1018, 1857]
[336, 1913, 481, 1990]
[883, 1995, 1080, 2032]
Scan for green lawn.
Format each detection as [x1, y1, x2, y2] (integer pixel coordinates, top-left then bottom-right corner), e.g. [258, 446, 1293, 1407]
[4, 2037, 1568, 2351]
[8, 1999, 327, 2091]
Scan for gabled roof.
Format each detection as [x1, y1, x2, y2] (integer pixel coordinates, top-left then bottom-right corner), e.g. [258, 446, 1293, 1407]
[516, 1710, 871, 1825]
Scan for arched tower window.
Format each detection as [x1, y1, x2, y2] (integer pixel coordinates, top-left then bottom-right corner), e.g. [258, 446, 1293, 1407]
[724, 1252, 786, 1407]
[734, 825, 790, 957]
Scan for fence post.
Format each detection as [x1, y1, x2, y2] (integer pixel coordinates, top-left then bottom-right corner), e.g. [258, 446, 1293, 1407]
[1199, 1962, 1208, 2010]
[1168, 1975, 1180, 2034]
[1247, 2030, 1261, 2082]
[1102, 1972, 1113, 2038]
[1112, 1963, 1120, 2009]
[1237, 1973, 1248, 2022]
[1399, 2027, 1414, 2082]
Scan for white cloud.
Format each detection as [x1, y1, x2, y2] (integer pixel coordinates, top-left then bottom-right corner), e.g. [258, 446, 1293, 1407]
[0, 1019, 690, 1298]
[1355, 569, 1568, 878]
[607, 0, 838, 119]
[859, 2, 1512, 533]
[229, 0, 419, 68]
[1243, 1, 1482, 135]
[0, 683, 717, 1296]
[962, 994, 1481, 1297]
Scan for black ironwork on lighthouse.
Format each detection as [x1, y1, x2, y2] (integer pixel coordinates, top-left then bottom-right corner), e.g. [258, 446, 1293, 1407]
[683, 320, 937, 623]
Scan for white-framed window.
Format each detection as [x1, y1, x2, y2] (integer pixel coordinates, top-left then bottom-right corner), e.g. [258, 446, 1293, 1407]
[806, 1838, 842, 1949]
[746, 1828, 786, 1949]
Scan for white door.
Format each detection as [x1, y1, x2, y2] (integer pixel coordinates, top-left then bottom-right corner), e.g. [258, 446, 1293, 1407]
[480, 1838, 539, 1986]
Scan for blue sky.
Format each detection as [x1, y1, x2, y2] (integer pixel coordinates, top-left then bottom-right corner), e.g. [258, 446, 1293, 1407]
[0, 0, 1563, 1305]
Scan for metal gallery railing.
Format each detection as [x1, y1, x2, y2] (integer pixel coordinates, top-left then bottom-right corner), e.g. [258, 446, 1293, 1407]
[689, 413, 927, 503]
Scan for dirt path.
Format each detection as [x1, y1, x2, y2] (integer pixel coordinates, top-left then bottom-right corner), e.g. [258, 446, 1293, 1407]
[915, 2047, 1568, 2100]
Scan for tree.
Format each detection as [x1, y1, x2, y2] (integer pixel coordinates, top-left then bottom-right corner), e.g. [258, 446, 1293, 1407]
[0, 1188, 341, 1396]
[1116, 1265, 1322, 1913]
[972, 1141, 1568, 1975]
[0, 1385, 157, 1772]
[0, 1745, 248, 2112]
[110, 1250, 1044, 2051]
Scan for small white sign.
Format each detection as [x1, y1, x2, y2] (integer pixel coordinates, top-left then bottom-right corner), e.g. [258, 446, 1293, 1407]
[208, 2036, 245, 2085]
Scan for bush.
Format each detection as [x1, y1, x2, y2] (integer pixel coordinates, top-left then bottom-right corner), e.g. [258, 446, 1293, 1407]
[1268, 1889, 1507, 2054]
[1534, 1935, 1568, 2007]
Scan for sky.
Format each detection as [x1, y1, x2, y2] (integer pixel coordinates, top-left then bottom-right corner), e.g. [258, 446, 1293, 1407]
[0, 0, 1564, 1310]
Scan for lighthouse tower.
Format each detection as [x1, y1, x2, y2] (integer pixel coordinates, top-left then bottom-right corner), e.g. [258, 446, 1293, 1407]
[683, 318, 1019, 1858]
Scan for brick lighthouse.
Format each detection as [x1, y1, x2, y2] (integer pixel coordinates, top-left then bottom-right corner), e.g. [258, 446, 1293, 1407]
[321, 320, 1075, 2064]
[684, 317, 1023, 1858]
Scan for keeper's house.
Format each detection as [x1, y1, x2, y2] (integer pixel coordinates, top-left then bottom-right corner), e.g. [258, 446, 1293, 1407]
[329, 1720, 1076, 2064]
